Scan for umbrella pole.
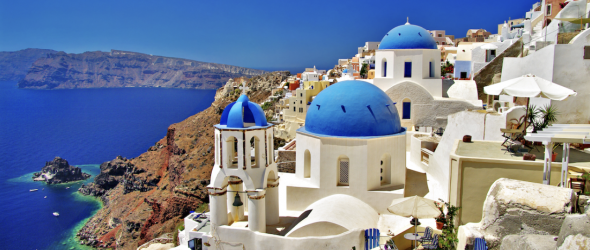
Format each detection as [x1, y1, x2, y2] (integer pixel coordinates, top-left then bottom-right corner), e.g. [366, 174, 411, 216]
[524, 98, 530, 136]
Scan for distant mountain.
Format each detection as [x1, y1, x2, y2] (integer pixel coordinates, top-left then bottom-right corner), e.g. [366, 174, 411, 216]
[0, 48, 58, 81]
[17, 49, 267, 89]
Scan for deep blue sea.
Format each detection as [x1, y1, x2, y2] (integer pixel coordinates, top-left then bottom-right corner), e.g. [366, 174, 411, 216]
[0, 81, 216, 250]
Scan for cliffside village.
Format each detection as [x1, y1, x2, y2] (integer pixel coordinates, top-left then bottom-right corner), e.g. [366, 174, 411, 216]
[164, 1, 590, 250]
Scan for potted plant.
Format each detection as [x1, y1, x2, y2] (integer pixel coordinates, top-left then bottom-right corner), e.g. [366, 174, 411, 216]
[439, 199, 461, 250]
[435, 201, 446, 230]
[552, 143, 562, 162]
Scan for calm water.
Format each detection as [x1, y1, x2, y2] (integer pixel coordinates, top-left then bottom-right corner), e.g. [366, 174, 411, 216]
[0, 81, 216, 250]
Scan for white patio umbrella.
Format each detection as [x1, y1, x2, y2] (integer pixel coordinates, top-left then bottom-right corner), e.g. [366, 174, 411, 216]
[387, 196, 441, 249]
[484, 74, 577, 134]
[480, 43, 498, 50]
[484, 74, 577, 101]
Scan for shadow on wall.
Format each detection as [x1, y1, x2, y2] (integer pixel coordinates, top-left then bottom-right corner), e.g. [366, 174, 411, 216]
[404, 169, 429, 197]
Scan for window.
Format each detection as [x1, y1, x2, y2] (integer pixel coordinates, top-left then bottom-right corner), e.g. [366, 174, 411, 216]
[404, 62, 412, 78]
[438, 34, 442, 37]
[249, 136, 260, 168]
[381, 154, 391, 186]
[293, 107, 296, 112]
[300, 100, 302, 104]
[584, 46, 590, 59]
[383, 61, 387, 77]
[460, 72, 467, 79]
[546, 4, 552, 16]
[304, 150, 311, 178]
[338, 157, 349, 186]
[429, 61, 434, 78]
[402, 98, 411, 119]
[300, 93, 303, 97]
[227, 136, 239, 168]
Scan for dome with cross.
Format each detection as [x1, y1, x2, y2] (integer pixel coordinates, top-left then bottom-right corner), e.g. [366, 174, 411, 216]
[378, 20, 438, 50]
[218, 95, 268, 129]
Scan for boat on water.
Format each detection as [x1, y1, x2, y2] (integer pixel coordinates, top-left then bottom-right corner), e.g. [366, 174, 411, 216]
[44, 196, 47, 198]
[30, 189, 38, 192]
[65, 187, 70, 189]
[53, 212, 59, 217]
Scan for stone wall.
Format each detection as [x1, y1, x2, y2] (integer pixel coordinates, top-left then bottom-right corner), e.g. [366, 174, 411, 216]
[557, 31, 581, 44]
[473, 39, 523, 100]
[276, 150, 296, 173]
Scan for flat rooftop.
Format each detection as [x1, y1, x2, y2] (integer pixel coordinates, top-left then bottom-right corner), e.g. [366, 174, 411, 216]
[455, 141, 590, 170]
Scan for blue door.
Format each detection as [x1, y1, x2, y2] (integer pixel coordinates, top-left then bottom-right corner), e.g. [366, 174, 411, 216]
[403, 102, 411, 119]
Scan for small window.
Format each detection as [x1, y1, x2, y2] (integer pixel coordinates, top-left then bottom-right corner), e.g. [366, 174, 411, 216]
[300, 100, 302, 104]
[383, 61, 387, 77]
[429, 61, 434, 78]
[584, 46, 590, 59]
[546, 4, 552, 16]
[300, 93, 302, 97]
[404, 62, 412, 78]
[438, 34, 442, 37]
[460, 72, 467, 79]
[293, 107, 296, 112]
[338, 157, 349, 186]
[304, 150, 311, 178]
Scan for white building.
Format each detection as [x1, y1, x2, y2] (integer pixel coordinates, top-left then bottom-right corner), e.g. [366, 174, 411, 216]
[175, 81, 413, 250]
[372, 21, 481, 130]
[501, 28, 590, 124]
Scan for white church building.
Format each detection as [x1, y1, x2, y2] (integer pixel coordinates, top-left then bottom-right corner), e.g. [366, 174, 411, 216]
[174, 80, 416, 250]
[372, 21, 481, 130]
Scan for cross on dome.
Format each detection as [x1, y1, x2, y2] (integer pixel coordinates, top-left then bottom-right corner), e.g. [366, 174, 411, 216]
[239, 83, 250, 95]
[405, 17, 410, 25]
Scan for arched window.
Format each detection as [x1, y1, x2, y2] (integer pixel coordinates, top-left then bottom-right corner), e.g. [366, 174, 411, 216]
[402, 98, 411, 119]
[250, 136, 260, 168]
[382, 59, 387, 77]
[227, 136, 239, 168]
[304, 150, 311, 178]
[380, 154, 391, 186]
[337, 156, 350, 186]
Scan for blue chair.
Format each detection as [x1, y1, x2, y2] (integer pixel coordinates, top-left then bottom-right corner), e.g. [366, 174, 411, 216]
[418, 226, 434, 244]
[422, 234, 439, 250]
[474, 237, 488, 250]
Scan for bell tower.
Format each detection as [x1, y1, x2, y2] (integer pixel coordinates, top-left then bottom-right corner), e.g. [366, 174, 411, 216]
[208, 94, 280, 233]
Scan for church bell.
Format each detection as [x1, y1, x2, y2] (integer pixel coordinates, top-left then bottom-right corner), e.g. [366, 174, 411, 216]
[232, 192, 243, 207]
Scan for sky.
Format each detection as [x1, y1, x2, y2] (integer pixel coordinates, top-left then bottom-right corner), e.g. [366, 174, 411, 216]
[0, 0, 537, 73]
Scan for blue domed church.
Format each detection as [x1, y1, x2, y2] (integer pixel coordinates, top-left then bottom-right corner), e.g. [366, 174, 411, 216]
[372, 21, 480, 130]
[286, 80, 407, 213]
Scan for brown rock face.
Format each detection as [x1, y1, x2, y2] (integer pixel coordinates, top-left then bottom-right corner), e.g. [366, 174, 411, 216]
[76, 71, 289, 249]
[18, 49, 266, 89]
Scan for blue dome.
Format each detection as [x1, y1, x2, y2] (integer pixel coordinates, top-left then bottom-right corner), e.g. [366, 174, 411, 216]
[303, 80, 403, 137]
[379, 23, 438, 50]
[219, 95, 268, 128]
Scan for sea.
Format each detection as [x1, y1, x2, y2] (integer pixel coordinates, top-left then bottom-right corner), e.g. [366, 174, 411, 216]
[0, 81, 216, 250]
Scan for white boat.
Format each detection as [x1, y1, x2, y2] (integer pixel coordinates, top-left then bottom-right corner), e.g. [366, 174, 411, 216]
[65, 187, 70, 189]
[53, 212, 59, 217]
[30, 189, 38, 192]
[44, 196, 47, 198]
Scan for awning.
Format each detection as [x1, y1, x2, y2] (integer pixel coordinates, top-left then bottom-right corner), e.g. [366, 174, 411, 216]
[554, 17, 590, 25]
[511, 23, 524, 28]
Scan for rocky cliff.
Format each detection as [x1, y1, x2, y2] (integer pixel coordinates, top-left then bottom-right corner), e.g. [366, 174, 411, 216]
[18, 49, 267, 89]
[76, 71, 289, 249]
[32, 157, 91, 184]
[0, 48, 57, 81]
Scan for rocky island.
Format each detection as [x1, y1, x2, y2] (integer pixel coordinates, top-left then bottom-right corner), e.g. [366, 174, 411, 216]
[33, 157, 91, 184]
